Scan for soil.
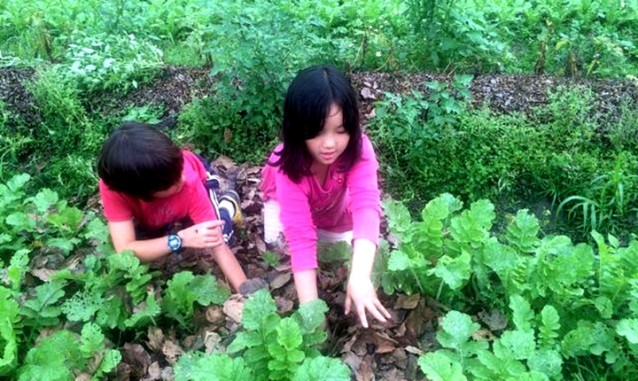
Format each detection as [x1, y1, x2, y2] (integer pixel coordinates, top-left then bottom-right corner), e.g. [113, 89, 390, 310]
[2, 66, 638, 380]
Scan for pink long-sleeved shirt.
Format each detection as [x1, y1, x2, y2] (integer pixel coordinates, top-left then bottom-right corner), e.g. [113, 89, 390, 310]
[260, 134, 381, 272]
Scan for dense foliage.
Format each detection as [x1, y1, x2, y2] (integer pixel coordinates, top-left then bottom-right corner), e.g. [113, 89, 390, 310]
[383, 194, 638, 379]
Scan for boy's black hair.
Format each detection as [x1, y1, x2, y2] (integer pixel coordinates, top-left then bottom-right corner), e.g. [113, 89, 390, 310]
[270, 65, 362, 183]
[98, 122, 183, 200]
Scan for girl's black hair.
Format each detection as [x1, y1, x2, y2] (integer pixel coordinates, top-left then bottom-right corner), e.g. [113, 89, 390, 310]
[98, 122, 183, 200]
[271, 65, 361, 183]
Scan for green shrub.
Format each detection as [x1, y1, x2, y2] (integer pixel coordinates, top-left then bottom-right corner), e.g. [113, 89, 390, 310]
[175, 290, 350, 381]
[385, 194, 638, 379]
[61, 32, 163, 93]
[23, 68, 106, 200]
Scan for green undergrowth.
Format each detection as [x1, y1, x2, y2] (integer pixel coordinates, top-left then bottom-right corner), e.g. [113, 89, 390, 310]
[381, 194, 638, 379]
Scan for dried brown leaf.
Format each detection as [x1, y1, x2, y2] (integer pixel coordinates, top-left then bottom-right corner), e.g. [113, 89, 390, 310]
[147, 327, 165, 353]
[162, 340, 184, 365]
[269, 273, 291, 290]
[394, 294, 420, 310]
[122, 343, 151, 379]
[223, 294, 245, 323]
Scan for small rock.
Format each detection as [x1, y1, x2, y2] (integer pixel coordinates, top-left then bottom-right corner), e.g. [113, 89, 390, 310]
[239, 278, 268, 296]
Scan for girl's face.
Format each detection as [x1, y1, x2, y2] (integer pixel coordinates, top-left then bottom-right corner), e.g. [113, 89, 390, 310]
[305, 104, 350, 168]
[152, 174, 186, 198]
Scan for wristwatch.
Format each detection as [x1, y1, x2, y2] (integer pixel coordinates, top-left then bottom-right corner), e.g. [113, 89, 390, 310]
[167, 234, 182, 253]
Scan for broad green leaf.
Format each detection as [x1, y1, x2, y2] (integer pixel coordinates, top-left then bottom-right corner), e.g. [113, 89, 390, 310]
[418, 352, 467, 381]
[538, 305, 560, 348]
[191, 273, 230, 306]
[47, 206, 83, 230]
[228, 332, 263, 353]
[438, 311, 480, 351]
[509, 295, 534, 332]
[96, 297, 127, 329]
[527, 349, 563, 379]
[6, 173, 30, 192]
[505, 209, 540, 253]
[430, 251, 472, 290]
[388, 250, 410, 271]
[0, 287, 19, 322]
[562, 321, 615, 358]
[22, 280, 67, 325]
[276, 318, 303, 351]
[449, 199, 495, 247]
[498, 330, 535, 360]
[124, 293, 161, 328]
[7, 249, 29, 290]
[174, 353, 253, 381]
[30, 189, 58, 213]
[593, 296, 613, 319]
[46, 237, 76, 254]
[0, 317, 17, 375]
[292, 357, 350, 381]
[383, 198, 412, 235]
[475, 349, 526, 377]
[294, 298, 328, 332]
[422, 193, 462, 221]
[18, 330, 83, 381]
[80, 323, 105, 357]
[84, 217, 110, 245]
[616, 319, 638, 344]
[62, 289, 103, 322]
[95, 349, 122, 377]
[242, 289, 277, 330]
[6, 212, 35, 231]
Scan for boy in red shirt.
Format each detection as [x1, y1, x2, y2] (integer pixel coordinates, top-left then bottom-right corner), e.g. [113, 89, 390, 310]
[98, 122, 247, 291]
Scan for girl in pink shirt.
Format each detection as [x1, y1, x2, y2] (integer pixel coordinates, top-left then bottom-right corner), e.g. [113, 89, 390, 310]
[260, 65, 390, 327]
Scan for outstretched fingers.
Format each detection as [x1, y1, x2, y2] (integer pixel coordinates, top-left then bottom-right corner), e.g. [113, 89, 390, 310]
[355, 299, 390, 328]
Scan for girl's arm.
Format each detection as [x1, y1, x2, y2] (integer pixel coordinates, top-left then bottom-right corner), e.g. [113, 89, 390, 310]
[345, 238, 391, 328]
[109, 219, 246, 291]
[293, 269, 319, 302]
[344, 135, 390, 326]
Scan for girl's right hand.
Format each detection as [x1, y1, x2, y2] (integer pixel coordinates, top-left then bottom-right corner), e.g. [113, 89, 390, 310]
[178, 220, 225, 249]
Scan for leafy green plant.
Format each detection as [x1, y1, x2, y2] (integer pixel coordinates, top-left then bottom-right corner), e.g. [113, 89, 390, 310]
[17, 323, 121, 381]
[0, 173, 97, 262]
[385, 194, 638, 378]
[61, 31, 163, 93]
[368, 77, 488, 201]
[121, 104, 165, 124]
[25, 68, 105, 200]
[557, 152, 638, 238]
[60, 250, 161, 330]
[161, 271, 229, 328]
[261, 251, 281, 268]
[404, 0, 514, 72]
[220, 289, 349, 381]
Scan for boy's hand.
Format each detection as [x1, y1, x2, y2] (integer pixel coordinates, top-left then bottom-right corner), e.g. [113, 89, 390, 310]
[179, 220, 225, 249]
[345, 275, 390, 328]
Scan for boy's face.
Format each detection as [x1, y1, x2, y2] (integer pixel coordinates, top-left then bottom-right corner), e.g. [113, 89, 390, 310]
[152, 175, 186, 198]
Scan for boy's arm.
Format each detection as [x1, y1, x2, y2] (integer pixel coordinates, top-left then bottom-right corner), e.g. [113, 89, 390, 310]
[108, 219, 225, 262]
[208, 244, 247, 292]
[109, 220, 246, 292]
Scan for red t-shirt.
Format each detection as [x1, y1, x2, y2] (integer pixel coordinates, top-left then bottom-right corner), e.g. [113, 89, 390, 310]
[99, 150, 217, 230]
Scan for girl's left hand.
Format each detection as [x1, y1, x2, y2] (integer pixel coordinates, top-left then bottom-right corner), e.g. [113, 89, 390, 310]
[345, 275, 391, 328]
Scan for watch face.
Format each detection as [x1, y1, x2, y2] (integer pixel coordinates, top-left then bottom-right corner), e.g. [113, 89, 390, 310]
[168, 234, 182, 251]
